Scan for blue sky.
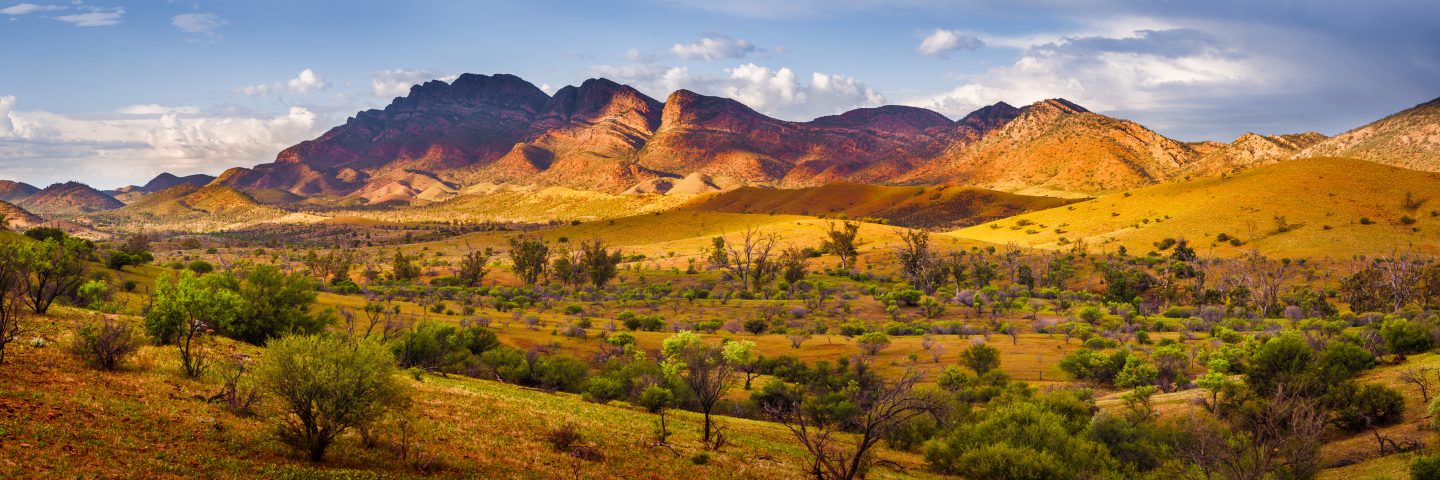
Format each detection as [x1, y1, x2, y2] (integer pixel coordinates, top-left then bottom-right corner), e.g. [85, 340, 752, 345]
[1, 0, 1438, 188]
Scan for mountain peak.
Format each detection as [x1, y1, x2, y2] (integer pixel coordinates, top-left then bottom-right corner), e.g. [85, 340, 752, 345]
[0, 180, 40, 203]
[958, 101, 1024, 134]
[660, 89, 769, 129]
[20, 181, 124, 215]
[539, 77, 663, 129]
[806, 105, 952, 132]
[1029, 98, 1090, 114]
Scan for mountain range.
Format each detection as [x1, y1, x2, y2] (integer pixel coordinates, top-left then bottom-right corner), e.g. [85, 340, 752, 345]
[203, 73, 1434, 203]
[2, 73, 1437, 220]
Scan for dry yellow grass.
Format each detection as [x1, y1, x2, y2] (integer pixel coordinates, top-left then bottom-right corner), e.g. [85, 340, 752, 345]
[0, 308, 940, 480]
[951, 157, 1440, 258]
[395, 211, 987, 272]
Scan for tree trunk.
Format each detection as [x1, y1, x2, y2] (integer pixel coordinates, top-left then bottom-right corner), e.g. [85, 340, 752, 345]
[702, 408, 712, 442]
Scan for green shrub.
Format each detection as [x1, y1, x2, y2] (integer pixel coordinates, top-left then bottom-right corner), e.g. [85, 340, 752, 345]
[959, 343, 1001, 374]
[1412, 453, 1440, 480]
[255, 335, 406, 462]
[1329, 383, 1405, 432]
[857, 332, 891, 355]
[1381, 318, 1435, 354]
[582, 377, 626, 404]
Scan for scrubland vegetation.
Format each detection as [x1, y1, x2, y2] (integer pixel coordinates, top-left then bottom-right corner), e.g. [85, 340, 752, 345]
[6, 202, 1440, 480]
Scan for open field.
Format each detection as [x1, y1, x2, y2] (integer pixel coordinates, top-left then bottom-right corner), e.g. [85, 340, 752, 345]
[953, 157, 1440, 258]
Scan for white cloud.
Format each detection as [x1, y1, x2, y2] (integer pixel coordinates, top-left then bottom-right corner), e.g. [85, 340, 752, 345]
[907, 28, 1265, 121]
[0, 95, 15, 136]
[589, 63, 693, 95]
[370, 69, 459, 98]
[0, 95, 323, 186]
[671, 35, 757, 60]
[171, 13, 225, 37]
[0, 3, 63, 15]
[116, 104, 201, 115]
[592, 59, 881, 120]
[287, 69, 327, 94]
[917, 28, 984, 58]
[240, 69, 329, 96]
[54, 7, 122, 27]
[720, 64, 885, 118]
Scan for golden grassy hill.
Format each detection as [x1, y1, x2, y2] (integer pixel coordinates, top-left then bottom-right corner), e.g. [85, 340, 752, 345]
[399, 211, 986, 272]
[87, 184, 286, 232]
[679, 183, 1077, 229]
[335, 186, 689, 224]
[950, 157, 1440, 258]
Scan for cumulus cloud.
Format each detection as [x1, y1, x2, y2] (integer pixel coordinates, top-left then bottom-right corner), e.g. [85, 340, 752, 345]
[54, 7, 123, 27]
[0, 95, 323, 186]
[240, 69, 329, 96]
[172, 13, 226, 38]
[0, 95, 15, 136]
[370, 69, 459, 98]
[589, 63, 694, 95]
[0, 3, 63, 15]
[287, 69, 327, 94]
[917, 29, 984, 58]
[116, 104, 202, 115]
[721, 64, 885, 118]
[908, 28, 1264, 130]
[671, 35, 757, 60]
[591, 59, 882, 120]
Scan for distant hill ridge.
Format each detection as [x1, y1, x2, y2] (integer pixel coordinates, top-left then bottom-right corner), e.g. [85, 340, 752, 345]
[207, 72, 1364, 201]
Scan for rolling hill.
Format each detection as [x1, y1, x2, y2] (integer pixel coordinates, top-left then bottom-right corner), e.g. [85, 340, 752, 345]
[679, 183, 1077, 229]
[1183, 132, 1328, 177]
[1299, 97, 1440, 172]
[950, 157, 1440, 258]
[0, 200, 44, 230]
[87, 184, 287, 231]
[0, 180, 40, 203]
[18, 181, 124, 216]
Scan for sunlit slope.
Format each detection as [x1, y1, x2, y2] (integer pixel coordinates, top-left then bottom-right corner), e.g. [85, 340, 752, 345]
[403, 211, 986, 265]
[951, 157, 1440, 258]
[87, 184, 287, 231]
[679, 183, 1076, 229]
[334, 186, 689, 223]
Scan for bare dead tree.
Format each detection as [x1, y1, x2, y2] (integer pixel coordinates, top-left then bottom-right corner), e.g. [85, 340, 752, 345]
[998, 243, 1024, 284]
[709, 227, 779, 292]
[764, 369, 936, 480]
[1233, 250, 1297, 317]
[1375, 250, 1425, 311]
[1174, 386, 1328, 480]
[1399, 366, 1435, 403]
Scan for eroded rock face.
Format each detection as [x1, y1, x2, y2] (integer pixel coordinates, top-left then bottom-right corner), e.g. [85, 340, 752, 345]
[901, 99, 1202, 196]
[223, 72, 1351, 200]
[1298, 97, 1440, 172]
